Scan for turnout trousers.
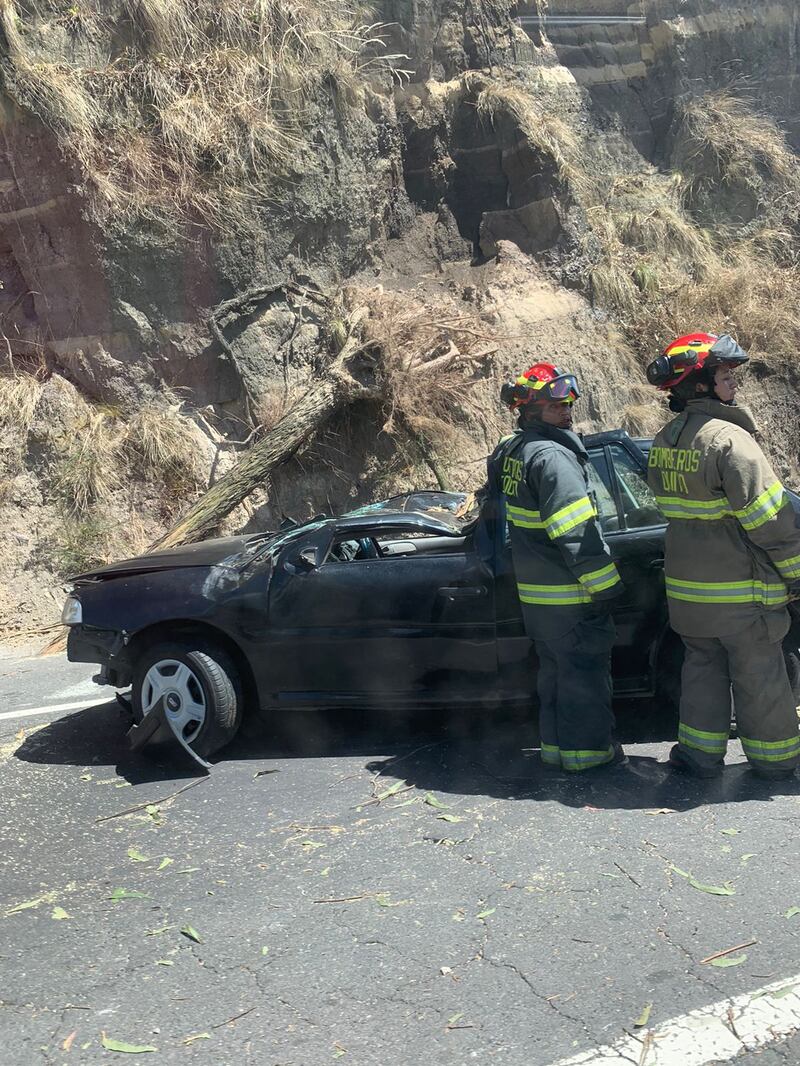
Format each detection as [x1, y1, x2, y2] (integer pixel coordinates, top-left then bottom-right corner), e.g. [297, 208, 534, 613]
[676, 613, 800, 777]
[535, 614, 617, 772]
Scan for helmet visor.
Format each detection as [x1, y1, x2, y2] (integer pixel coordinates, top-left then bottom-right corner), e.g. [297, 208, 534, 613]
[707, 334, 749, 369]
[546, 374, 580, 402]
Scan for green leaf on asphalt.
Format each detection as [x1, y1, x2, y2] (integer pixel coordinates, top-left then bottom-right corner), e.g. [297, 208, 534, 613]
[157, 858, 173, 871]
[145, 925, 172, 936]
[447, 1013, 464, 1026]
[375, 894, 394, 908]
[741, 854, 756, 863]
[261, 946, 269, 955]
[51, 907, 70, 920]
[785, 907, 800, 919]
[177, 867, 200, 874]
[109, 888, 150, 902]
[100, 1034, 157, 1053]
[156, 960, 174, 966]
[634, 1002, 652, 1028]
[670, 865, 735, 895]
[180, 925, 203, 943]
[182, 1033, 211, 1045]
[437, 814, 463, 823]
[720, 829, 740, 836]
[771, 984, 800, 999]
[6, 896, 47, 915]
[145, 804, 162, 823]
[388, 798, 417, 809]
[689, 877, 735, 896]
[376, 780, 406, 801]
[127, 848, 148, 863]
[711, 953, 747, 968]
[476, 908, 496, 920]
[300, 841, 325, 850]
[424, 793, 451, 810]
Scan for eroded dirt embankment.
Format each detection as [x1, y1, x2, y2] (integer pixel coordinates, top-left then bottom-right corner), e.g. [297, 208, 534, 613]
[1, 0, 798, 637]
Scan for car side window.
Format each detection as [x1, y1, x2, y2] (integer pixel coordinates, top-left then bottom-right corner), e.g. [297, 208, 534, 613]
[607, 444, 664, 529]
[586, 449, 621, 532]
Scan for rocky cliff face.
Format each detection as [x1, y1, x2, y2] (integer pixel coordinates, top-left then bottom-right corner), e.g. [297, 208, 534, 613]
[1, 0, 798, 635]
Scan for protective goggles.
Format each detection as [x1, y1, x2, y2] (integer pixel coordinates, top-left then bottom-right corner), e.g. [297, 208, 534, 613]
[503, 374, 580, 407]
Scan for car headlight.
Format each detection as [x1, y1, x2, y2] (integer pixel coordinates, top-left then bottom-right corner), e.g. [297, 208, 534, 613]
[61, 595, 83, 626]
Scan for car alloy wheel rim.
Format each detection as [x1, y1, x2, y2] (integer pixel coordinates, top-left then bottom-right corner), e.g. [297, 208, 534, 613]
[142, 659, 206, 744]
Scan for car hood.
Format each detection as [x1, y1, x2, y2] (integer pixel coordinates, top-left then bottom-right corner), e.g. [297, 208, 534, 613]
[70, 533, 273, 582]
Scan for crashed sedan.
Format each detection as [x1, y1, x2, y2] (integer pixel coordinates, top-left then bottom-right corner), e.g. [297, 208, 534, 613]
[64, 431, 800, 765]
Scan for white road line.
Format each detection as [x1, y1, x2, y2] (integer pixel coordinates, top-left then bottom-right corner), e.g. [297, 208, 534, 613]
[0, 698, 114, 722]
[549, 973, 800, 1065]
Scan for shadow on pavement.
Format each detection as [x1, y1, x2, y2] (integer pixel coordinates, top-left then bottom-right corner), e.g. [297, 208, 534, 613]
[14, 699, 199, 785]
[14, 697, 798, 812]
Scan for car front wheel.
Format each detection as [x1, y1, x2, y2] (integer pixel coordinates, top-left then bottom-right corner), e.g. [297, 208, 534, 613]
[132, 641, 243, 759]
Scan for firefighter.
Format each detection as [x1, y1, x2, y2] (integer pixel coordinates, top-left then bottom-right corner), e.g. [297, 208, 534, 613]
[485, 363, 626, 772]
[646, 332, 800, 779]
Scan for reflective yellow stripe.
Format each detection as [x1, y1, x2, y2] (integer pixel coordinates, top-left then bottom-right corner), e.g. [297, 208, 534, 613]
[679, 723, 728, 754]
[666, 577, 788, 606]
[560, 747, 615, 772]
[541, 744, 561, 766]
[740, 735, 800, 763]
[506, 504, 546, 529]
[578, 562, 622, 593]
[736, 481, 787, 531]
[775, 553, 800, 579]
[654, 495, 733, 521]
[545, 496, 596, 539]
[517, 582, 591, 605]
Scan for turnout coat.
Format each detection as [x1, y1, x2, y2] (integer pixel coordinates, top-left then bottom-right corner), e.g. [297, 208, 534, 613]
[646, 399, 800, 638]
[486, 423, 623, 641]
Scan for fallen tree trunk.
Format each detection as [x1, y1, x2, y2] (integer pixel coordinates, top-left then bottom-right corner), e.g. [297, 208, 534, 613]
[152, 325, 371, 551]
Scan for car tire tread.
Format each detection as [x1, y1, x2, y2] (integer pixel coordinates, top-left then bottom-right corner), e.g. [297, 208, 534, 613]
[132, 640, 243, 759]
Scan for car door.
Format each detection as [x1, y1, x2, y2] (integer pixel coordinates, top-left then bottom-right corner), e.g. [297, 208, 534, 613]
[265, 519, 497, 704]
[586, 440, 667, 694]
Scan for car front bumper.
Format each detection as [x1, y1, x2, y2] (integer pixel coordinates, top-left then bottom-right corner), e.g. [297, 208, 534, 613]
[67, 625, 132, 688]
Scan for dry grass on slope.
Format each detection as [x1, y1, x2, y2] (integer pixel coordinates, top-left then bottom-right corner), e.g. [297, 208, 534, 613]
[0, 0, 408, 228]
[581, 93, 800, 366]
[472, 75, 591, 199]
[675, 91, 800, 207]
[124, 403, 206, 498]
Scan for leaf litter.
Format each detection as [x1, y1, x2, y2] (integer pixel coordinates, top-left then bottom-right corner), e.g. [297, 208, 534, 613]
[100, 1033, 157, 1053]
[670, 866, 735, 895]
[634, 1003, 653, 1028]
[109, 888, 150, 902]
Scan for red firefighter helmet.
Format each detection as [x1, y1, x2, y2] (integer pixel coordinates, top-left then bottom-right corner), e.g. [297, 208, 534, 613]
[500, 363, 580, 410]
[646, 333, 749, 391]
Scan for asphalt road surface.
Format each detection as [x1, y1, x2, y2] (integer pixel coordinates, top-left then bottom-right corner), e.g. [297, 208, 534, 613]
[2, 648, 800, 1065]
